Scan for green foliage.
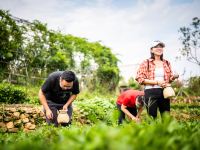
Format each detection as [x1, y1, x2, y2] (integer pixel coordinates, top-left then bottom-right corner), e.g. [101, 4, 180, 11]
[171, 103, 200, 122]
[46, 51, 70, 71]
[0, 10, 120, 91]
[75, 97, 115, 125]
[0, 83, 29, 104]
[0, 10, 22, 77]
[128, 77, 142, 90]
[97, 65, 120, 91]
[187, 76, 200, 96]
[173, 76, 200, 97]
[0, 85, 199, 149]
[0, 117, 199, 150]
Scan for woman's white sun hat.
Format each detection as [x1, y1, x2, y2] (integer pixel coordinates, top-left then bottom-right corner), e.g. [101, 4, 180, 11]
[150, 40, 165, 48]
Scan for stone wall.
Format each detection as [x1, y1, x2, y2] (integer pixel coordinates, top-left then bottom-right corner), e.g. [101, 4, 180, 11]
[0, 104, 45, 132]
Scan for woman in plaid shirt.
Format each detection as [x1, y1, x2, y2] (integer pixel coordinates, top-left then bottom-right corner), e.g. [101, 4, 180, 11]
[135, 41, 179, 118]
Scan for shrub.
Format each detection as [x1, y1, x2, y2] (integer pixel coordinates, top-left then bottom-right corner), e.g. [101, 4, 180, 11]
[75, 96, 115, 125]
[0, 117, 200, 150]
[187, 76, 200, 96]
[0, 83, 29, 104]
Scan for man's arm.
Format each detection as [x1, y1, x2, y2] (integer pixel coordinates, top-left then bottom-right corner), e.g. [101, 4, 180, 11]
[136, 107, 143, 118]
[38, 89, 53, 119]
[121, 104, 138, 122]
[63, 94, 78, 110]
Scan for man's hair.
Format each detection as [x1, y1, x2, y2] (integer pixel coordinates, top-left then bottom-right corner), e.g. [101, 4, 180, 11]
[119, 86, 130, 93]
[136, 95, 144, 107]
[60, 71, 75, 82]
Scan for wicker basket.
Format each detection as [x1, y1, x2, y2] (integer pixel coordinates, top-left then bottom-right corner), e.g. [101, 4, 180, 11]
[57, 110, 69, 123]
[163, 86, 175, 99]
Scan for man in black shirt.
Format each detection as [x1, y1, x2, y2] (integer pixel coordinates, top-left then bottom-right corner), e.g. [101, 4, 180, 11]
[39, 70, 80, 126]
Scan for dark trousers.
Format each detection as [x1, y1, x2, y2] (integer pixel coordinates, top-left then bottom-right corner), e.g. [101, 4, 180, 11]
[144, 88, 170, 118]
[116, 103, 137, 125]
[44, 100, 73, 127]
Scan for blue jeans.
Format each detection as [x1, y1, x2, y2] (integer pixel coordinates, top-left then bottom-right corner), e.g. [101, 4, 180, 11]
[44, 100, 73, 127]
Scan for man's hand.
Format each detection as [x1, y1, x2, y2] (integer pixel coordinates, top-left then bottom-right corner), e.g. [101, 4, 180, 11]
[131, 116, 140, 123]
[63, 104, 68, 111]
[46, 108, 53, 119]
[136, 116, 141, 123]
[131, 116, 141, 123]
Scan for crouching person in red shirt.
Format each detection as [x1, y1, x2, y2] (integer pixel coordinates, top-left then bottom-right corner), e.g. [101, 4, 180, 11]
[116, 87, 144, 125]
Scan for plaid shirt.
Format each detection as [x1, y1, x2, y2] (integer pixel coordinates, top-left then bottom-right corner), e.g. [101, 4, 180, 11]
[135, 59, 174, 84]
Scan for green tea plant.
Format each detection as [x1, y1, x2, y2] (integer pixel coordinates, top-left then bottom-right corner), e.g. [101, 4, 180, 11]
[74, 96, 115, 125]
[0, 83, 29, 104]
[0, 116, 199, 150]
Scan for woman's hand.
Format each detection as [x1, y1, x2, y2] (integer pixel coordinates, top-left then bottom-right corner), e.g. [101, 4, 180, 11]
[173, 74, 179, 80]
[157, 80, 167, 88]
[170, 73, 179, 81]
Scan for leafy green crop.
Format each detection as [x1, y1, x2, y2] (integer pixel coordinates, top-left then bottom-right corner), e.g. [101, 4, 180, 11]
[0, 116, 199, 150]
[74, 96, 115, 125]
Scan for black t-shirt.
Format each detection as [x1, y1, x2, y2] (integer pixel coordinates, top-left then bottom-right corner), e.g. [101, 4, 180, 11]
[41, 71, 80, 104]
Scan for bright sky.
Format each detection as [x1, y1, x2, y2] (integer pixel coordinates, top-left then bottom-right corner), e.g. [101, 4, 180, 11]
[0, 0, 200, 81]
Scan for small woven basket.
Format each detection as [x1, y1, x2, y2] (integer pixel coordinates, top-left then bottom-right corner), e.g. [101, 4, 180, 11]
[163, 86, 175, 99]
[57, 110, 69, 124]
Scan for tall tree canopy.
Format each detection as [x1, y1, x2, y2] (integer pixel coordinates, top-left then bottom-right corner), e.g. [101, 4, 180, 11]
[0, 10, 22, 74]
[0, 10, 120, 91]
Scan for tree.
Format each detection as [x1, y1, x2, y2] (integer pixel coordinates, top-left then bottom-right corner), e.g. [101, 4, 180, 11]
[0, 10, 22, 78]
[0, 9, 120, 91]
[178, 17, 200, 66]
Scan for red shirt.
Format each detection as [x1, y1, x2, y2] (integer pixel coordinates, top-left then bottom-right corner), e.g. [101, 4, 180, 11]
[117, 90, 144, 107]
[135, 58, 174, 84]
